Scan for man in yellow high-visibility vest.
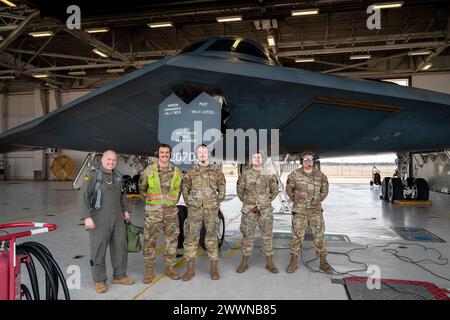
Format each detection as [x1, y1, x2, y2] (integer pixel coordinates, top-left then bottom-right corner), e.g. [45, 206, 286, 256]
[139, 143, 183, 283]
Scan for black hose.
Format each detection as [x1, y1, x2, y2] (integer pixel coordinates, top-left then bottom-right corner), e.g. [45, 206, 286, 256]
[26, 241, 70, 300]
[16, 241, 70, 300]
[20, 284, 32, 300]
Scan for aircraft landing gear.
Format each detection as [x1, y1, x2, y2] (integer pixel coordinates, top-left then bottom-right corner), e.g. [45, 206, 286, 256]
[381, 152, 430, 202]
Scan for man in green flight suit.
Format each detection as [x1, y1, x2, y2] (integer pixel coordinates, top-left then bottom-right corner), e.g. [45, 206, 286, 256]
[80, 150, 135, 294]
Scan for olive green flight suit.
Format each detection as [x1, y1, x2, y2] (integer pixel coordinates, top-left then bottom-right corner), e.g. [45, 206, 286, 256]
[80, 167, 129, 283]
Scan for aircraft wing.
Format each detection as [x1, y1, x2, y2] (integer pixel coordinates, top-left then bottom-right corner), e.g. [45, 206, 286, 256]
[1, 53, 450, 157]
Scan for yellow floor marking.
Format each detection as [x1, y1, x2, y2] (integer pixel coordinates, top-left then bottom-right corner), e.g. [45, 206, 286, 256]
[393, 200, 432, 206]
[131, 211, 244, 300]
[131, 257, 187, 300]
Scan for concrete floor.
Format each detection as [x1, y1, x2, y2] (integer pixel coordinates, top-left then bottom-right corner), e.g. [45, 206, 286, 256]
[1, 177, 450, 300]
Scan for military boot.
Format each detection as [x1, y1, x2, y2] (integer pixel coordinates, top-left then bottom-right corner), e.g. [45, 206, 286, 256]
[143, 268, 154, 284]
[210, 260, 220, 280]
[265, 255, 279, 273]
[286, 253, 298, 273]
[319, 254, 333, 274]
[236, 255, 250, 273]
[94, 281, 107, 293]
[112, 276, 135, 285]
[165, 265, 181, 280]
[181, 260, 195, 281]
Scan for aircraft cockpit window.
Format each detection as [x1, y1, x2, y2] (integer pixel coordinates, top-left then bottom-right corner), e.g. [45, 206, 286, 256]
[180, 40, 207, 53]
[205, 39, 236, 52]
[234, 41, 269, 61]
[205, 39, 270, 61]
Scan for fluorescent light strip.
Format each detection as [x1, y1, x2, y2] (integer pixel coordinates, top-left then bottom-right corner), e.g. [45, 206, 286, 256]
[216, 16, 242, 23]
[85, 27, 110, 33]
[291, 9, 319, 16]
[421, 63, 432, 71]
[295, 57, 315, 63]
[92, 48, 108, 58]
[408, 50, 432, 56]
[68, 71, 86, 76]
[147, 22, 174, 28]
[372, 2, 404, 9]
[32, 74, 49, 78]
[0, 75, 15, 80]
[0, 0, 17, 7]
[106, 68, 125, 74]
[350, 54, 371, 60]
[29, 31, 54, 38]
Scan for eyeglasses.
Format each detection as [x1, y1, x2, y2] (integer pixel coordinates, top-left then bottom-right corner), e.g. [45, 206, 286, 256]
[303, 158, 314, 162]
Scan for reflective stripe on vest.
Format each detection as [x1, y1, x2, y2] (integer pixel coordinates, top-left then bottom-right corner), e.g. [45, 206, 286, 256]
[146, 163, 182, 205]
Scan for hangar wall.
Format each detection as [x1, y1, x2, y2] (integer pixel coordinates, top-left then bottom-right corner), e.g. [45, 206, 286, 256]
[411, 73, 450, 193]
[0, 89, 90, 180]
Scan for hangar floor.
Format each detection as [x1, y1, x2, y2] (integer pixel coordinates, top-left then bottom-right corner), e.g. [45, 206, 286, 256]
[1, 177, 449, 300]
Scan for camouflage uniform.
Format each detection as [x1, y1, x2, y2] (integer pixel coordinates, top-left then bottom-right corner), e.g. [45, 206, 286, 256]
[182, 164, 226, 261]
[139, 163, 182, 268]
[237, 167, 279, 256]
[286, 167, 329, 255]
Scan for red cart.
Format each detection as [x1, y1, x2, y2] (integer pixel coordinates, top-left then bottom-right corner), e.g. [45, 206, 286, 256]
[0, 222, 57, 300]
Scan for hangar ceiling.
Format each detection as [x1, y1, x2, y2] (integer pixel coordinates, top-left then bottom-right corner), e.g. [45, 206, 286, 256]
[0, 0, 449, 90]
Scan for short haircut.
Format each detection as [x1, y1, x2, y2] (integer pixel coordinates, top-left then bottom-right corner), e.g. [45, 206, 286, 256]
[196, 143, 208, 151]
[102, 150, 117, 158]
[158, 143, 172, 153]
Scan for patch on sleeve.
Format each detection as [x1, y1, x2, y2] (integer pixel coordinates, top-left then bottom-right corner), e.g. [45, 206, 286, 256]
[84, 175, 91, 181]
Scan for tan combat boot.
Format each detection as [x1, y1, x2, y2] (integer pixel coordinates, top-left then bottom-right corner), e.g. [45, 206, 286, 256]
[165, 265, 181, 280]
[319, 255, 333, 274]
[236, 255, 250, 273]
[143, 268, 154, 284]
[181, 260, 196, 281]
[286, 253, 298, 273]
[112, 276, 135, 285]
[265, 255, 279, 273]
[210, 260, 220, 280]
[94, 281, 107, 293]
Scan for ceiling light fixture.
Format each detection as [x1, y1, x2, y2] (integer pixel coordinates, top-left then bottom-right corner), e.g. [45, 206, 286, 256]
[106, 68, 125, 74]
[92, 48, 108, 58]
[372, 2, 404, 9]
[350, 54, 371, 60]
[147, 21, 174, 28]
[408, 50, 432, 56]
[291, 9, 319, 16]
[216, 16, 242, 23]
[29, 31, 54, 38]
[32, 74, 49, 78]
[421, 63, 432, 71]
[68, 71, 87, 76]
[85, 27, 110, 33]
[295, 57, 315, 63]
[0, 0, 17, 7]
